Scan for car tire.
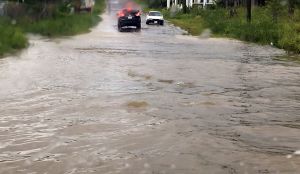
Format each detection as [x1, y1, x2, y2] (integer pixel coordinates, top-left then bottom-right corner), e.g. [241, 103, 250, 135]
[146, 21, 150, 25]
[136, 23, 141, 30]
[118, 23, 122, 32]
[160, 21, 164, 26]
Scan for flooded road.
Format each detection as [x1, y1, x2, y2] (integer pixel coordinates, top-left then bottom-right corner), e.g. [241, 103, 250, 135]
[1, 0, 300, 173]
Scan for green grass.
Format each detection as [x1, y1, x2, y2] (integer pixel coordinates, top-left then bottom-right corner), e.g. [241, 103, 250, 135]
[202, 8, 280, 43]
[0, 0, 105, 56]
[19, 0, 105, 37]
[20, 14, 101, 37]
[277, 19, 300, 53]
[168, 14, 205, 35]
[0, 18, 28, 56]
[161, 7, 300, 54]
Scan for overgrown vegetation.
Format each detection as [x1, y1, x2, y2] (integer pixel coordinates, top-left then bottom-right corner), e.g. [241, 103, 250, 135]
[164, 7, 299, 53]
[19, 0, 105, 37]
[141, 0, 300, 53]
[167, 14, 205, 35]
[0, 0, 105, 56]
[19, 14, 100, 37]
[0, 18, 28, 56]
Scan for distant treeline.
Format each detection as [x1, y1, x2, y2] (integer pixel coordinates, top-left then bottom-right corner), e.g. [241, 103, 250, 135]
[4, 0, 95, 20]
[145, 0, 299, 15]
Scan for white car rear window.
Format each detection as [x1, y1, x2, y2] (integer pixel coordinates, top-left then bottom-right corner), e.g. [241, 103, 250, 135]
[149, 12, 161, 16]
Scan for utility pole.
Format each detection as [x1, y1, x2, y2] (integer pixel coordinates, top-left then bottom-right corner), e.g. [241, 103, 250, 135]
[246, 0, 251, 23]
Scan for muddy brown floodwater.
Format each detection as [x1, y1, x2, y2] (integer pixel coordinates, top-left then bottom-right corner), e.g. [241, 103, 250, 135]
[1, 0, 300, 173]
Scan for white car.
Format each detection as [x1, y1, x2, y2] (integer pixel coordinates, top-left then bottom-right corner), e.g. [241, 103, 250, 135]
[146, 11, 164, 25]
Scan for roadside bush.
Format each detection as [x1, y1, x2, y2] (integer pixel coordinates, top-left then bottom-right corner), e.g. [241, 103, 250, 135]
[169, 15, 205, 35]
[277, 23, 300, 53]
[0, 17, 27, 55]
[164, 7, 299, 53]
[4, 2, 26, 19]
[23, 14, 100, 37]
[1, 0, 105, 56]
[93, 0, 105, 15]
[19, 0, 105, 37]
[148, 0, 167, 8]
[202, 8, 283, 44]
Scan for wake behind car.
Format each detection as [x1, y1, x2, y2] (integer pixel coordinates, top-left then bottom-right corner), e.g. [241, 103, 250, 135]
[146, 11, 164, 25]
[117, 8, 141, 31]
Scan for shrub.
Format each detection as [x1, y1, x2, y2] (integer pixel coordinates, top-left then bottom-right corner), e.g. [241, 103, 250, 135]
[0, 17, 27, 55]
[164, 7, 299, 53]
[19, 0, 105, 37]
[20, 13, 97, 37]
[1, 0, 105, 56]
[277, 23, 300, 53]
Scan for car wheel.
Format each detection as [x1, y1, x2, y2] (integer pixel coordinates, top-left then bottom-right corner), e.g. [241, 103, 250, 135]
[136, 23, 141, 30]
[160, 21, 164, 26]
[146, 21, 150, 25]
[118, 23, 122, 32]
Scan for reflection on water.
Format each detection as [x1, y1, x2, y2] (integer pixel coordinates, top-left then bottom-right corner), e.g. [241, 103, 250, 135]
[0, 0, 299, 174]
[273, 54, 300, 64]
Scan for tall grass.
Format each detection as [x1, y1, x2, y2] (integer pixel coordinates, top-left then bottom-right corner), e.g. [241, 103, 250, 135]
[20, 14, 100, 37]
[163, 7, 300, 53]
[168, 14, 205, 35]
[202, 8, 280, 44]
[0, 0, 105, 56]
[0, 18, 28, 56]
[19, 0, 105, 37]
[277, 10, 300, 53]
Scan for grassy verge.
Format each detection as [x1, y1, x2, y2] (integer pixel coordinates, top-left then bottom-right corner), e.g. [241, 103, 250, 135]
[160, 7, 300, 54]
[20, 0, 105, 37]
[0, 18, 28, 56]
[166, 14, 205, 35]
[20, 13, 101, 37]
[0, 0, 105, 56]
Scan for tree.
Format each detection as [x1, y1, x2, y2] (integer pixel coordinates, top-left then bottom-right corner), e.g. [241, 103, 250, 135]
[182, 0, 187, 13]
[267, 0, 282, 23]
[246, 0, 251, 22]
[287, 0, 296, 15]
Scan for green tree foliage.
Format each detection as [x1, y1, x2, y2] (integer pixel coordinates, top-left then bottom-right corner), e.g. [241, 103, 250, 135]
[5, 0, 77, 20]
[0, 18, 27, 56]
[287, 0, 300, 15]
[267, 0, 282, 22]
[145, 0, 167, 8]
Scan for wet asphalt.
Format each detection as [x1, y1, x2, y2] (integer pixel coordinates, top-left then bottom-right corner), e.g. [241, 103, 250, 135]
[0, 0, 300, 173]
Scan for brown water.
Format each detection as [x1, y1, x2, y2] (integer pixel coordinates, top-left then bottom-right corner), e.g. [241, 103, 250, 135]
[0, 0, 300, 173]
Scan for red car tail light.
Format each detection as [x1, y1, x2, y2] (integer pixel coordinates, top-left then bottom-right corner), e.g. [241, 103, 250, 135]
[118, 11, 125, 17]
